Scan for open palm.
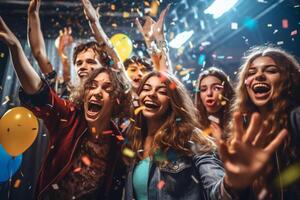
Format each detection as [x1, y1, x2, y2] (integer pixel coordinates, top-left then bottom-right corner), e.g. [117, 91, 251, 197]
[219, 112, 287, 189]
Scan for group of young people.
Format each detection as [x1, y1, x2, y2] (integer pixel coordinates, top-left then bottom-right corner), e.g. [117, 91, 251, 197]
[0, 0, 300, 199]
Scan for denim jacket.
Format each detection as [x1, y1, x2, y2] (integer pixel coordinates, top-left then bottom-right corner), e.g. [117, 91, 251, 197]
[125, 153, 236, 200]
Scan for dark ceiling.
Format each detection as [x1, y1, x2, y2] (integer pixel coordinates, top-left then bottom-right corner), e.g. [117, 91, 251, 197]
[0, 0, 300, 89]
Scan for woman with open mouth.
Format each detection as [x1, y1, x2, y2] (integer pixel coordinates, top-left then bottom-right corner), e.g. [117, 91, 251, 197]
[123, 71, 287, 200]
[0, 17, 132, 200]
[231, 45, 300, 199]
[195, 67, 234, 140]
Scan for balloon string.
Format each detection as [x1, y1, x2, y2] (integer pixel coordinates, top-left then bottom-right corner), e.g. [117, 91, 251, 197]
[7, 158, 14, 200]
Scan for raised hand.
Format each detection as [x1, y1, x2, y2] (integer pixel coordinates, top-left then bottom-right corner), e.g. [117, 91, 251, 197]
[82, 0, 99, 23]
[56, 27, 73, 53]
[219, 112, 287, 190]
[0, 17, 19, 47]
[28, 0, 40, 14]
[135, 4, 170, 44]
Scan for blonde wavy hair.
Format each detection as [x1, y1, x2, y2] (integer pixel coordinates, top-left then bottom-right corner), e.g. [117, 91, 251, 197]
[124, 71, 215, 165]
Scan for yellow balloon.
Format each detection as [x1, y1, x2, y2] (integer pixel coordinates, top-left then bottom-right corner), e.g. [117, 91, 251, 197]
[110, 33, 133, 61]
[0, 107, 38, 156]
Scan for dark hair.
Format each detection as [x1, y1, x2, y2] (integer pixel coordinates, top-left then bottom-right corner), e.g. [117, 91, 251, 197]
[73, 41, 111, 66]
[123, 56, 153, 71]
[70, 67, 132, 119]
[195, 67, 234, 132]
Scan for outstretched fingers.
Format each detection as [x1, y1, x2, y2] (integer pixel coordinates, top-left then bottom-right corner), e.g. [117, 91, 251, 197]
[244, 112, 262, 144]
[264, 129, 287, 154]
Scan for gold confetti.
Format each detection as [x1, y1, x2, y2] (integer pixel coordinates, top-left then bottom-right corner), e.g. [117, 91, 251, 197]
[275, 163, 300, 188]
[2, 96, 10, 105]
[123, 11, 130, 18]
[134, 106, 145, 115]
[123, 147, 135, 158]
[111, 4, 116, 10]
[134, 126, 141, 131]
[13, 179, 21, 188]
[150, 1, 159, 17]
[91, 127, 96, 134]
[179, 68, 194, 76]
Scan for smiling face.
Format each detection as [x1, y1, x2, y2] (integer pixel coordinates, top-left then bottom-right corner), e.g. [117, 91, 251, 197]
[126, 63, 149, 90]
[245, 56, 281, 108]
[84, 72, 113, 123]
[199, 75, 224, 114]
[74, 48, 102, 81]
[139, 75, 170, 121]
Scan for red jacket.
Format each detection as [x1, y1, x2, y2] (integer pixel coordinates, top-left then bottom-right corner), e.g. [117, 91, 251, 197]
[19, 81, 125, 199]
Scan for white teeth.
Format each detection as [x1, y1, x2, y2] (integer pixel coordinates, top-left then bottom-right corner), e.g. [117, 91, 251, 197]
[253, 83, 270, 89]
[144, 101, 159, 107]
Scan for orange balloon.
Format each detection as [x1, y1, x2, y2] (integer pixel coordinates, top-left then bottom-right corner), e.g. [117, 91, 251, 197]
[0, 107, 38, 156]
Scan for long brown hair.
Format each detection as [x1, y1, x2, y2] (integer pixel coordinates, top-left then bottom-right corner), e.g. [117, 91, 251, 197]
[232, 45, 300, 174]
[124, 71, 215, 165]
[195, 67, 234, 131]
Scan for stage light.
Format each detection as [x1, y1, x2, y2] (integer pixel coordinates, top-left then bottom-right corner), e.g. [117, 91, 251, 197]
[204, 0, 239, 19]
[169, 30, 194, 48]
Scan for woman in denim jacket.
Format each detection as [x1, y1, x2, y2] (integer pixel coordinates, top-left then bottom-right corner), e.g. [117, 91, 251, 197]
[123, 71, 287, 200]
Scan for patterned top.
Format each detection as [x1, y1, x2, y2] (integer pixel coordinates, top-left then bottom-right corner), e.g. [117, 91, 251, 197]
[42, 131, 113, 199]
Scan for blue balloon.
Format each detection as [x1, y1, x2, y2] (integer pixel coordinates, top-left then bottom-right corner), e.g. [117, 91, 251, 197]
[0, 145, 22, 182]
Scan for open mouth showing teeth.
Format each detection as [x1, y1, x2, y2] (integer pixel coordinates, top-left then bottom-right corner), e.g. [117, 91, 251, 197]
[88, 102, 102, 112]
[144, 101, 159, 109]
[252, 83, 271, 94]
[133, 79, 141, 83]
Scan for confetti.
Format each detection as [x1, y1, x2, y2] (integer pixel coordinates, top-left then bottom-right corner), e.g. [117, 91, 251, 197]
[275, 163, 300, 188]
[149, 0, 159, 17]
[291, 30, 298, 36]
[175, 117, 182, 122]
[191, 175, 199, 184]
[123, 147, 135, 158]
[134, 126, 141, 131]
[157, 180, 165, 190]
[111, 4, 116, 10]
[13, 179, 21, 188]
[102, 130, 113, 135]
[73, 167, 81, 173]
[208, 115, 220, 124]
[116, 135, 125, 141]
[91, 127, 96, 134]
[81, 156, 91, 166]
[231, 22, 238, 30]
[169, 82, 177, 90]
[202, 127, 212, 137]
[52, 184, 59, 190]
[134, 106, 145, 115]
[2, 96, 10, 105]
[123, 12, 130, 18]
[282, 19, 288, 29]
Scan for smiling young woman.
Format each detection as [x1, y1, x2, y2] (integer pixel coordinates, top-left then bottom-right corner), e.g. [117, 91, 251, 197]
[232, 45, 300, 199]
